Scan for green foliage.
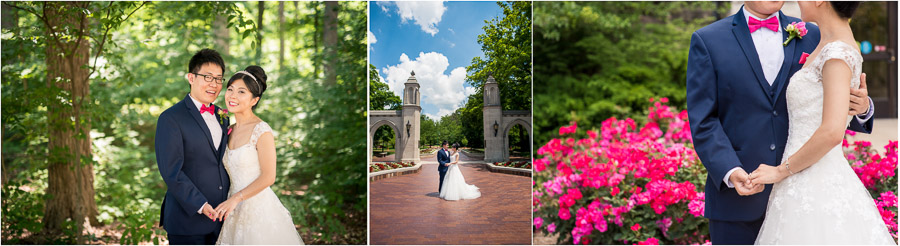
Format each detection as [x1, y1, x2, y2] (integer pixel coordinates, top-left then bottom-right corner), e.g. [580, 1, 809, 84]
[369, 64, 401, 153]
[466, 1, 532, 111]
[368, 64, 401, 111]
[458, 1, 532, 149]
[420, 114, 439, 147]
[533, 1, 727, 147]
[283, 1, 368, 244]
[3, 1, 366, 244]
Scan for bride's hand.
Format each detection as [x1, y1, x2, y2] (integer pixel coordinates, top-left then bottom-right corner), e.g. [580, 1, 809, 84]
[214, 195, 241, 222]
[749, 164, 789, 185]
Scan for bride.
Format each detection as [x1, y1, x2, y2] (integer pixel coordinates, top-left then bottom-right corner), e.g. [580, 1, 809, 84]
[213, 66, 304, 244]
[749, 2, 893, 244]
[439, 143, 481, 201]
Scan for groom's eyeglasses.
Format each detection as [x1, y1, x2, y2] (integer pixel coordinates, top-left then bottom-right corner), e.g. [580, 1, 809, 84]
[191, 73, 225, 85]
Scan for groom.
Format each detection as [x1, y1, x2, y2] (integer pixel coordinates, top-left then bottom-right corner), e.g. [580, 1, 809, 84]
[437, 141, 451, 193]
[156, 49, 231, 245]
[686, 2, 875, 244]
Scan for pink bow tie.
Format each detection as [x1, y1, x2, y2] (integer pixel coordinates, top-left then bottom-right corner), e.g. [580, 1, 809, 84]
[748, 16, 779, 33]
[199, 104, 214, 115]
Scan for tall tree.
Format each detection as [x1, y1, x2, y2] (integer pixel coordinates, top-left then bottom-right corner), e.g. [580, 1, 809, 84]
[278, 1, 285, 72]
[368, 64, 401, 111]
[214, 15, 230, 56]
[42, 3, 98, 238]
[256, 1, 264, 64]
[323, 1, 338, 85]
[466, 1, 532, 111]
[3, 2, 146, 241]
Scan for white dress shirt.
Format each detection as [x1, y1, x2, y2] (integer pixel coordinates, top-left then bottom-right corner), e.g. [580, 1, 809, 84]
[189, 94, 223, 149]
[189, 94, 222, 214]
[745, 8, 783, 86]
[724, 8, 876, 188]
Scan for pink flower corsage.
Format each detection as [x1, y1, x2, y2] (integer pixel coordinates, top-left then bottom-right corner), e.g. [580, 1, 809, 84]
[217, 108, 229, 125]
[784, 22, 808, 46]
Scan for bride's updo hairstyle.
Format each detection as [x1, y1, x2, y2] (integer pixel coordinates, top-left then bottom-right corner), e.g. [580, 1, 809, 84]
[226, 65, 268, 110]
[452, 143, 460, 150]
[830, 1, 861, 19]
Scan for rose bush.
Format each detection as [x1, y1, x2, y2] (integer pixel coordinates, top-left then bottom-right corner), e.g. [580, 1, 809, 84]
[533, 98, 898, 244]
[369, 162, 416, 172]
[495, 161, 533, 169]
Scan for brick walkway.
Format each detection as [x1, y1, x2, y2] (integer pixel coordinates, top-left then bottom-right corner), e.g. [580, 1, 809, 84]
[373, 150, 530, 163]
[369, 161, 533, 245]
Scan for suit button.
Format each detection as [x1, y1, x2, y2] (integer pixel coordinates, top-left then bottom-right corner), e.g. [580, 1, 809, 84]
[219, 186, 223, 190]
[773, 111, 778, 116]
[770, 144, 776, 151]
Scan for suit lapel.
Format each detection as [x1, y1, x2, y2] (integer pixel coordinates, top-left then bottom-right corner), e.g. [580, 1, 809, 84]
[183, 94, 218, 153]
[216, 106, 229, 159]
[732, 9, 775, 104]
[772, 11, 797, 104]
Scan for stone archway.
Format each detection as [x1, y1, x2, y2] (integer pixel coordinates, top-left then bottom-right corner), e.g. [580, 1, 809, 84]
[482, 74, 532, 163]
[369, 72, 531, 164]
[369, 71, 421, 163]
[500, 117, 532, 161]
[369, 118, 402, 162]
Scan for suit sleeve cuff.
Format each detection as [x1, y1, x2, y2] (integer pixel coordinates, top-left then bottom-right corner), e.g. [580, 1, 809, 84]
[723, 167, 742, 188]
[855, 97, 875, 123]
[197, 202, 208, 214]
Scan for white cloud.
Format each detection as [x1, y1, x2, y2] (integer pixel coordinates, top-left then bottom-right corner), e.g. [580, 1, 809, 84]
[368, 31, 377, 44]
[381, 52, 475, 118]
[394, 1, 446, 36]
[368, 31, 377, 51]
[376, 1, 391, 14]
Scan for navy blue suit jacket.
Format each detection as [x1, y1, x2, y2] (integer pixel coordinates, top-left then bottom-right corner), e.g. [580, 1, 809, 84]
[437, 149, 450, 172]
[155, 94, 231, 235]
[687, 10, 873, 222]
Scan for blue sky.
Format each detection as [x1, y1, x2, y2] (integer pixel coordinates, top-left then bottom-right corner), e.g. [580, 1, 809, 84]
[369, 1, 503, 120]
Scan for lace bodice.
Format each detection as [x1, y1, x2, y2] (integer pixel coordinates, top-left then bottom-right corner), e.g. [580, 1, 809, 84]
[783, 41, 862, 159]
[223, 122, 273, 193]
[217, 121, 304, 245]
[756, 41, 894, 244]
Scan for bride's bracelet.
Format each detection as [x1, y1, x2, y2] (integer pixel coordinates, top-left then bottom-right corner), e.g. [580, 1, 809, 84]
[239, 191, 245, 201]
[783, 160, 795, 175]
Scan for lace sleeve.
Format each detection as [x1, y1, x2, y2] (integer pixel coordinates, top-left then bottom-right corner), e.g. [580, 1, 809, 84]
[250, 121, 273, 147]
[814, 42, 862, 89]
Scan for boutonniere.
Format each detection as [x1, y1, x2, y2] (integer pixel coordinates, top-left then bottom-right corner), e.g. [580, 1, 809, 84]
[783, 22, 808, 46]
[799, 52, 810, 64]
[217, 108, 229, 125]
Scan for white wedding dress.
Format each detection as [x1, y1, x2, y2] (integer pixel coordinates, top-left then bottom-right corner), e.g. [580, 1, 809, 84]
[756, 42, 894, 244]
[439, 152, 481, 200]
[217, 122, 304, 245]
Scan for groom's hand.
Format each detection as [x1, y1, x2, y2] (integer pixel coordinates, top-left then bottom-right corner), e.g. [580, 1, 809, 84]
[849, 73, 869, 115]
[201, 203, 218, 220]
[730, 169, 762, 196]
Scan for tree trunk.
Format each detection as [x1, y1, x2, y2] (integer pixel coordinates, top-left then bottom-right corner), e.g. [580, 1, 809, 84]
[256, 1, 264, 64]
[323, 1, 338, 86]
[1, 3, 17, 187]
[1, 3, 17, 31]
[312, 1, 320, 78]
[214, 14, 230, 56]
[42, 1, 99, 240]
[278, 1, 284, 73]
